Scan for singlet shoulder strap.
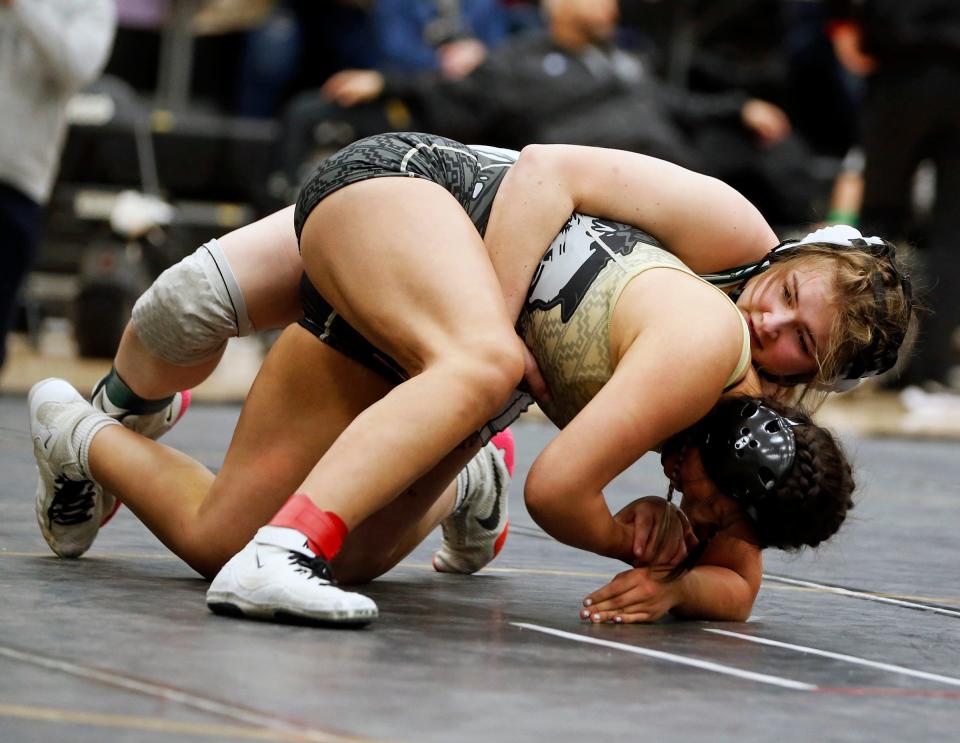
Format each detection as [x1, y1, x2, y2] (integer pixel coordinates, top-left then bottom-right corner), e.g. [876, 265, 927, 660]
[586, 229, 753, 391]
[723, 310, 752, 390]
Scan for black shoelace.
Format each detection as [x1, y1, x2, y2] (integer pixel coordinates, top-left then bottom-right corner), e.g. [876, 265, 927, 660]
[287, 551, 336, 584]
[47, 474, 96, 526]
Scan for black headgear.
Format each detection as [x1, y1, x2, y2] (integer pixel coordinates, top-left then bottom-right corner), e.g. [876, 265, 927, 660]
[699, 397, 800, 520]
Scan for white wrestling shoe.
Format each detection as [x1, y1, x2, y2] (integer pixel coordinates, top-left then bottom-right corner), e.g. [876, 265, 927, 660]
[90, 378, 191, 441]
[206, 526, 378, 627]
[432, 429, 513, 574]
[29, 378, 120, 558]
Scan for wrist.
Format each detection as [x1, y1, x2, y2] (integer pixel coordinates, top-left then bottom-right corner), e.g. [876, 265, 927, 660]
[608, 519, 635, 564]
[670, 568, 696, 611]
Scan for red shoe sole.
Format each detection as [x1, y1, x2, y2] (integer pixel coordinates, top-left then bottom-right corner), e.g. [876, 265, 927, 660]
[100, 498, 122, 526]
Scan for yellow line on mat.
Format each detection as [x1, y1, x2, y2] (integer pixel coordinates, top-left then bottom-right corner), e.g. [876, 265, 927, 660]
[0, 550, 178, 560]
[0, 703, 313, 742]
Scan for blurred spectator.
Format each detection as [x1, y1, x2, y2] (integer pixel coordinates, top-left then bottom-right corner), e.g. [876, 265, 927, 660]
[320, 0, 817, 224]
[829, 0, 960, 389]
[237, 1, 378, 118]
[0, 0, 116, 368]
[106, 0, 168, 94]
[782, 0, 859, 157]
[372, 0, 512, 79]
[659, 0, 855, 159]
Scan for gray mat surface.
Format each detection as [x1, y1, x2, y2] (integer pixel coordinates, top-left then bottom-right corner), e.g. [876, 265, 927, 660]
[2, 395, 958, 742]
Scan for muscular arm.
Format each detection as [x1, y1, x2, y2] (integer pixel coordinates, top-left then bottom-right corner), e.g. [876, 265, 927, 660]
[523, 271, 744, 562]
[483, 144, 778, 321]
[670, 537, 762, 621]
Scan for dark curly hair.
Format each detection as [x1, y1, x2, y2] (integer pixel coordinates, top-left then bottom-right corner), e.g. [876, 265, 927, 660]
[656, 396, 855, 580]
[751, 408, 855, 550]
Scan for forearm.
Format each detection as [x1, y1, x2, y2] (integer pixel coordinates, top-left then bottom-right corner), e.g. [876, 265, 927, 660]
[526, 488, 633, 563]
[670, 565, 759, 622]
[483, 146, 578, 321]
[484, 143, 775, 318]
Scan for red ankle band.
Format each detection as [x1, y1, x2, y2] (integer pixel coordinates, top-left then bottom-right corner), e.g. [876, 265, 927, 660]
[269, 493, 348, 560]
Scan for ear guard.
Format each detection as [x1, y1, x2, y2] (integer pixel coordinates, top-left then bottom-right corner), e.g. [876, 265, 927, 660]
[698, 398, 799, 518]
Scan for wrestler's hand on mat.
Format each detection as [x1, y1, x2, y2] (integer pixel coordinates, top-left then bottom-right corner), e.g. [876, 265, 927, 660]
[580, 567, 685, 624]
[613, 497, 696, 567]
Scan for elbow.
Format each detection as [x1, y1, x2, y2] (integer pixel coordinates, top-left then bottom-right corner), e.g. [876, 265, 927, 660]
[514, 143, 564, 181]
[722, 596, 755, 623]
[523, 460, 565, 533]
[671, 599, 754, 623]
[522, 471, 552, 531]
[515, 142, 551, 165]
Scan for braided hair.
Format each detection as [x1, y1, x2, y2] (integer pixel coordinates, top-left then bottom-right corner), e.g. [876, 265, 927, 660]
[657, 396, 855, 581]
[750, 416, 855, 550]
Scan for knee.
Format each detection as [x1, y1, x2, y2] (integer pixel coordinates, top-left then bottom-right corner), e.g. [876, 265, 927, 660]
[445, 332, 526, 415]
[131, 243, 252, 366]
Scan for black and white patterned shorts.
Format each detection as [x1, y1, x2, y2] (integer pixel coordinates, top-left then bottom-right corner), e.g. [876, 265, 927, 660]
[293, 132, 530, 442]
[293, 131, 483, 240]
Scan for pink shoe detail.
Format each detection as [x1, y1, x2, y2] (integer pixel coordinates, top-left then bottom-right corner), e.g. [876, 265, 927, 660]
[490, 428, 514, 476]
[176, 389, 192, 424]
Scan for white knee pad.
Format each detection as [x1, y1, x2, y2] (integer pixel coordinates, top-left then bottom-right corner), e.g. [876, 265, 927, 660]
[131, 239, 253, 365]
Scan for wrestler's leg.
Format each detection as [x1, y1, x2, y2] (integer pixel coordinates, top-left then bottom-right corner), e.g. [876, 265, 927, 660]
[99, 205, 303, 407]
[332, 449, 470, 584]
[295, 177, 525, 531]
[86, 324, 492, 577]
[87, 324, 392, 578]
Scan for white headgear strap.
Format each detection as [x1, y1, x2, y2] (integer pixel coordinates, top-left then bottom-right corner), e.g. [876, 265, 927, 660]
[792, 224, 885, 249]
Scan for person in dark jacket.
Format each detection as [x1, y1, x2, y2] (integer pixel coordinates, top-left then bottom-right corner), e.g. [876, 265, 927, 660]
[830, 0, 960, 388]
[319, 0, 818, 224]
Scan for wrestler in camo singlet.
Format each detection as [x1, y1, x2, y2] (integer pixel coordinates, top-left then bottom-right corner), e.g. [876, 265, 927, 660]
[518, 214, 753, 429]
[294, 132, 755, 438]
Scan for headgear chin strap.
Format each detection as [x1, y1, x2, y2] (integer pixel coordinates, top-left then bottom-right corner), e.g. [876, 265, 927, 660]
[698, 397, 800, 522]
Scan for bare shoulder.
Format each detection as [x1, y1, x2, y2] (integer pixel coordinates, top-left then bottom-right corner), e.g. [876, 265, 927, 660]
[611, 267, 745, 366]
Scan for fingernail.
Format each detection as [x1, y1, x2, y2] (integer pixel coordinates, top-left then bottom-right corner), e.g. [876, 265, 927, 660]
[614, 616, 623, 624]
[580, 609, 591, 619]
[592, 613, 601, 622]
[583, 599, 592, 607]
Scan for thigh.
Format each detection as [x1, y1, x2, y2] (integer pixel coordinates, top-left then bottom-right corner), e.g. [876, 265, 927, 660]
[299, 177, 518, 374]
[217, 205, 304, 330]
[196, 324, 394, 557]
